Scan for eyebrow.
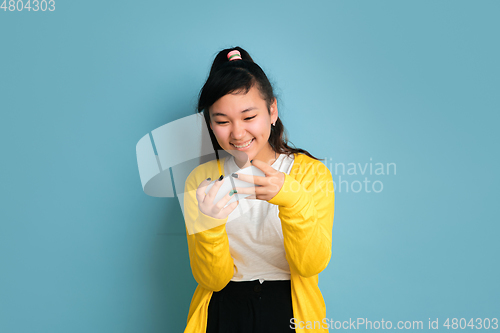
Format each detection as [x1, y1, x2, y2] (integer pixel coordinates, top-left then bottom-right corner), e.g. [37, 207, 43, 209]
[211, 107, 257, 117]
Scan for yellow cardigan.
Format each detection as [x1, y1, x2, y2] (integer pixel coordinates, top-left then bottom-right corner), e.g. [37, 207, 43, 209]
[183, 153, 335, 332]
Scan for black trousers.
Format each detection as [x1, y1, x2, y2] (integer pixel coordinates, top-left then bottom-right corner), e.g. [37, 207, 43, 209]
[206, 280, 296, 333]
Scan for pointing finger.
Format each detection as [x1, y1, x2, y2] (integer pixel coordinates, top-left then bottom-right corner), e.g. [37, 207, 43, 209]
[231, 172, 265, 186]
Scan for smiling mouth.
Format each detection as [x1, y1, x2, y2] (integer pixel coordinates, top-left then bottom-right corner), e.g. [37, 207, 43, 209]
[230, 138, 254, 148]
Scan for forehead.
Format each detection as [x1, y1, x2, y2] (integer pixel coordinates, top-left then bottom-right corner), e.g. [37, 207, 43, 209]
[210, 86, 266, 116]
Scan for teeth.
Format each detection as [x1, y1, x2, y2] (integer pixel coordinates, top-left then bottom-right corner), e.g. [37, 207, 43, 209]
[232, 139, 253, 148]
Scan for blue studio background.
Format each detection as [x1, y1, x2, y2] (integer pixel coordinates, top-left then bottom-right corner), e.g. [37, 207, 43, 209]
[1, 1, 499, 332]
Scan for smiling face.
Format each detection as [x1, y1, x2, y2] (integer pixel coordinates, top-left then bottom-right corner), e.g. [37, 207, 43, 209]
[209, 85, 278, 169]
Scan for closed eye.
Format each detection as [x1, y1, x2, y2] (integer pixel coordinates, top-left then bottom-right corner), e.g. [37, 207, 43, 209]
[215, 116, 256, 125]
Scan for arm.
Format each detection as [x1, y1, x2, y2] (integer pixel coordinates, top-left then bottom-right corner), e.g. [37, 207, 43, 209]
[183, 172, 234, 291]
[268, 159, 335, 278]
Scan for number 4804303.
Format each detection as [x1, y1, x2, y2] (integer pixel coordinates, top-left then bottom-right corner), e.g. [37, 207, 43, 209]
[1, 0, 56, 11]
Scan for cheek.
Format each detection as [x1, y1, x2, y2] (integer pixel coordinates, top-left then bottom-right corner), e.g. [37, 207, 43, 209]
[211, 126, 229, 142]
[249, 118, 271, 138]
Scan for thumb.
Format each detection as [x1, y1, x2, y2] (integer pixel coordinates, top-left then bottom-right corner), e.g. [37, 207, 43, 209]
[222, 199, 239, 216]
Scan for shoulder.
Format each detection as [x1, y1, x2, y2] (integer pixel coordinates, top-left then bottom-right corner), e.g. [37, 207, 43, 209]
[291, 153, 331, 180]
[289, 153, 334, 197]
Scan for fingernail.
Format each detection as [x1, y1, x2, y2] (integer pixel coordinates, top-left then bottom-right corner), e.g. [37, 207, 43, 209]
[250, 160, 253, 163]
[218, 175, 224, 181]
[231, 173, 238, 178]
[206, 177, 211, 181]
[229, 189, 237, 196]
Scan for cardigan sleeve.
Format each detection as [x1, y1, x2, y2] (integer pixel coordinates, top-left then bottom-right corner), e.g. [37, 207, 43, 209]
[183, 170, 234, 292]
[268, 157, 335, 278]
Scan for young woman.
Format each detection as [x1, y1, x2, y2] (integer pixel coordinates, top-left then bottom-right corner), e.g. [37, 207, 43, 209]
[183, 47, 335, 333]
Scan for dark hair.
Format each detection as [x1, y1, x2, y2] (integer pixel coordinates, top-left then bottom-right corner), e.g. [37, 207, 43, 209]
[197, 46, 321, 161]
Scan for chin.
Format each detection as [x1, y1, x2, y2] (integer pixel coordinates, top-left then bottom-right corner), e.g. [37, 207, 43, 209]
[226, 148, 250, 161]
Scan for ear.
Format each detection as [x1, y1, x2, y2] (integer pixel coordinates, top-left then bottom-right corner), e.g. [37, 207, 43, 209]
[270, 98, 278, 124]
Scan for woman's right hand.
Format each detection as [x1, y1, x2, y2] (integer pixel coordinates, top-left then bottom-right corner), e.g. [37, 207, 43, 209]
[196, 176, 239, 219]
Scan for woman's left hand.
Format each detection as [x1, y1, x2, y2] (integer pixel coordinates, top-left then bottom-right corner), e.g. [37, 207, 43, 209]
[232, 159, 285, 201]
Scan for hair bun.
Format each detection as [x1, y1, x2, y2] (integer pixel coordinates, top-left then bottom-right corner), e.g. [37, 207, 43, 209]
[227, 50, 243, 61]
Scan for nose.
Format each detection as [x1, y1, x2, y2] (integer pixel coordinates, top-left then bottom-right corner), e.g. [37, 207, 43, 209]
[230, 121, 246, 140]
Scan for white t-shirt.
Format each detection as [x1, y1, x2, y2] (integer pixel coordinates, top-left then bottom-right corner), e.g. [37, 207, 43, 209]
[224, 153, 295, 283]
